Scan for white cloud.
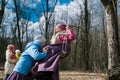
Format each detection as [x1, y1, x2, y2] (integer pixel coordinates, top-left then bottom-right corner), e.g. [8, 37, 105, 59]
[2, 0, 107, 38]
[37, 0, 41, 2]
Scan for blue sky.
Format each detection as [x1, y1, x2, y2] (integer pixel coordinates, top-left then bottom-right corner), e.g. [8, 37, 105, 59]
[1, 0, 120, 23]
[1, 0, 119, 36]
[3, 0, 73, 23]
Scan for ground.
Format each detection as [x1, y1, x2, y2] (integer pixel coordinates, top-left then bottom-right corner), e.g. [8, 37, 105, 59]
[0, 70, 107, 80]
[60, 71, 107, 80]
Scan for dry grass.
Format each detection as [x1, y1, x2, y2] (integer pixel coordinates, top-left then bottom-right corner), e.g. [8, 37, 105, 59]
[0, 71, 4, 80]
[60, 71, 107, 80]
[0, 70, 107, 80]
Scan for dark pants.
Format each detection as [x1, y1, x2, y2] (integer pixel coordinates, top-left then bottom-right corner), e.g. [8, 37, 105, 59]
[35, 72, 53, 80]
[7, 71, 34, 80]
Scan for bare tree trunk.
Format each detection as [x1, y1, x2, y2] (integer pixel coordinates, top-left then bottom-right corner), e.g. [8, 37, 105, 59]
[100, 0, 120, 80]
[0, 0, 5, 60]
[14, 0, 22, 50]
[43, 0, 58, 45]
[84, 0, 91, 70]
[25, 24, 29, 43]
[0, 0, 5, 28]
[101, 0, 119, 70]
[44, 0, 49, 44]
[73, 25, 80, 67]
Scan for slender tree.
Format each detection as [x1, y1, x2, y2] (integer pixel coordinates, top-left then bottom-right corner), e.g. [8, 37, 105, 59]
[100, 0, 120, 79]
[0, 0, 5, 28]
[13, 0, 23, 50]
[42, 0, 58, 44]
[101, 0, 119, 69]
[84, 0, 90, 70]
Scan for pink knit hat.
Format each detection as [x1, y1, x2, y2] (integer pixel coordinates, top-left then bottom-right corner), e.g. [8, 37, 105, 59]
[56, 24, 66, 30]
[15, 49, 21, 54]
[7, 44, 15, 51]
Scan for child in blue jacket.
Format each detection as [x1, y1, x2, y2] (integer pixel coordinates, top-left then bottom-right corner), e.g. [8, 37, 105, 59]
[7, 35, 48, 80]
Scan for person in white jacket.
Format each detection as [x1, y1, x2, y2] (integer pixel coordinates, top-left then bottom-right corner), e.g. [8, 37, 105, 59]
[4, 44, 18, 80]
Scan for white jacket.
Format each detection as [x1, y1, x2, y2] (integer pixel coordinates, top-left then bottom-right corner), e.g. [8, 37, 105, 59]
[4, 50, 17, 74]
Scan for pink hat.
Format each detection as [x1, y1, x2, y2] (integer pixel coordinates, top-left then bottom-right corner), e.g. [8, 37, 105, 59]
[15, 49, 21, 54]
[56, 24, 66, 30]
[7, 44, 15, 51]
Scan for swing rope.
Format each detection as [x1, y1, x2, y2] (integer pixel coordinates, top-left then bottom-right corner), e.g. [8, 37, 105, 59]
[61, 10, 69, 58]
[52, 10, 70, 58]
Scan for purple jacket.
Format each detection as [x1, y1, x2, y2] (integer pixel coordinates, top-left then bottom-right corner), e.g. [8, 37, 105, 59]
[32, 43, 71, 79]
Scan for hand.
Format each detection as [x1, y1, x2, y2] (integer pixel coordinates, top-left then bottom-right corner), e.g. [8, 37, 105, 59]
[42, 47, 48, 53]
[61, 51, 68, 59]
[66, 26, 69, 29]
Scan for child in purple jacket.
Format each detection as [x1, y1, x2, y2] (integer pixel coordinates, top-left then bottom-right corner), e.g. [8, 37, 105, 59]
[34, 24, 76, 80]
[51, 24, 76, 80]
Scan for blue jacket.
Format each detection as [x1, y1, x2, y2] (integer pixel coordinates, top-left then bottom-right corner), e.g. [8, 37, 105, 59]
[13, 41, 47, 75]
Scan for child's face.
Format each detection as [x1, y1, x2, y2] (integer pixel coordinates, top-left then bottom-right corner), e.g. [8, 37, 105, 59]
[55, 27, 62, 33]
[8, 47, 15, 52]
[16, 53, 21, 55]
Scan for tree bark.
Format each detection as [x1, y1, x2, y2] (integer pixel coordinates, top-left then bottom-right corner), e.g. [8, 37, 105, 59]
[101, 0, 120, 70]
[14, 0, 22, 50]
[44, 0, 58, 45]
[0, 0, 5, 28]
[100, 1, 120, 79]
[101, 0, 119, 69]
[84, 0, 91, 70]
